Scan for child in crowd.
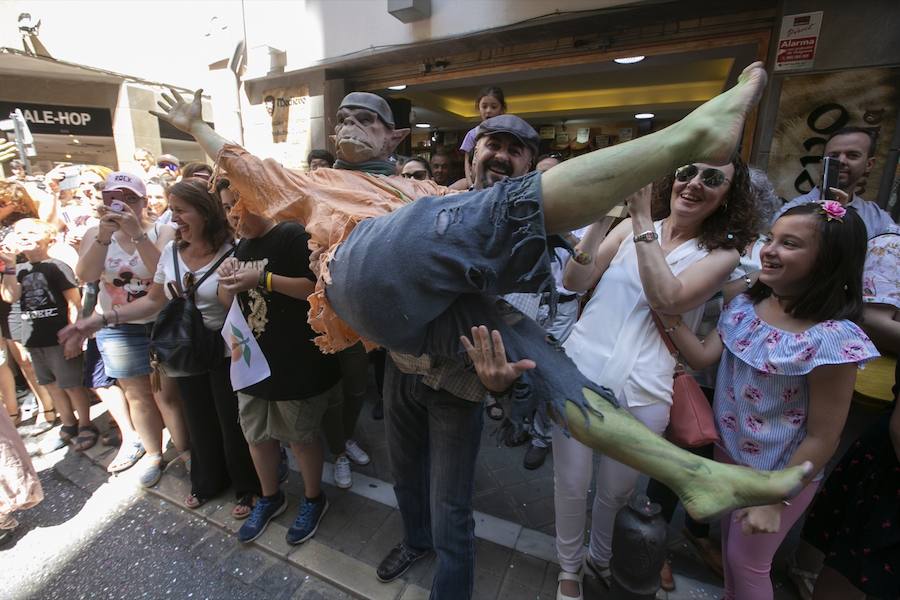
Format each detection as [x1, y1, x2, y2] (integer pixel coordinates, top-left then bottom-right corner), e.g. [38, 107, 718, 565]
[216, 181, 343, 544]
[658, 201, 878, 600]
[0, 219, 95, 451]
[459, 86, 506, 185]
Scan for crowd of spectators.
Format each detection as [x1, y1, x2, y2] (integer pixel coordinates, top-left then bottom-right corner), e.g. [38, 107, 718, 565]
[0, 88, 896, 600]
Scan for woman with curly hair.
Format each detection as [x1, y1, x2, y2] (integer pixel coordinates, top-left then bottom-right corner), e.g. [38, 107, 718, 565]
[552, 155, 760, 599]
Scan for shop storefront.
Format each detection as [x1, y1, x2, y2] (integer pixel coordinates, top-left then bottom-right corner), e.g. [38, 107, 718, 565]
[0, 48, 213, 175]
[237, 0, 898, 216]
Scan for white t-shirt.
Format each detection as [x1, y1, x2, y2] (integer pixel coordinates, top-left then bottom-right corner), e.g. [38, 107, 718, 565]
[153, 241, 232, 331]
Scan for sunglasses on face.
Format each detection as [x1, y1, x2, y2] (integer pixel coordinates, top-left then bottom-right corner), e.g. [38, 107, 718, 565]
[674, 164, 730, 188]
[401, 170, 428, 180]
[158, 163, 179, 171]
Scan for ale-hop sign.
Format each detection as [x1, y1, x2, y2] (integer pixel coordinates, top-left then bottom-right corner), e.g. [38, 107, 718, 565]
[0, 102, 113, 136]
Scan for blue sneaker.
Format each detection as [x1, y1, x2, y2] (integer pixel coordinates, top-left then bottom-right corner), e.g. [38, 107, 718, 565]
[277, 447, 289, 484]
[237, 492, 287, 543]
[286, 494, 329, 545]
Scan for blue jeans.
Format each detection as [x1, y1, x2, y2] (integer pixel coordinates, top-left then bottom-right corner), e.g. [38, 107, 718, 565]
[327, 172, 615, 432]
[384, 356, 483, 600]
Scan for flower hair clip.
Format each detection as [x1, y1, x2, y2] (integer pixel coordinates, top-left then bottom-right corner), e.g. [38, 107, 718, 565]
[819, 200, 846, 223]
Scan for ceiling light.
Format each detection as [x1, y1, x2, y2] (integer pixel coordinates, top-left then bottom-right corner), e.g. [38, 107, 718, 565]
[634, 113, 655, 119]
[72, 139, 80, 144]
[614, 56, 645, 64]
[65, 154, 72, 158]
[415, 123, 431, 129]
[387, 85, 407, 91]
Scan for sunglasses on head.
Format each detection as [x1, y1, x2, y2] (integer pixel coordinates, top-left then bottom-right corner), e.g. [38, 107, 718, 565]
[674, 164, 730, 188]
[401, 170, 428, 180]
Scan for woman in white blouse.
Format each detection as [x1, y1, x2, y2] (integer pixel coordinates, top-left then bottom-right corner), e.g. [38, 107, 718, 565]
[554, 157, 760, 600]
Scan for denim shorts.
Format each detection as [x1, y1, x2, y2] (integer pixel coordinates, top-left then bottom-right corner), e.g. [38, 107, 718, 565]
[325, 172, 615, 431]
[95, 323, 153, 379]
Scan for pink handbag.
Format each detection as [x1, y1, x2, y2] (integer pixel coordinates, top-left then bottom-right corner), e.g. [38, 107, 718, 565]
[650, 312, 720, 448]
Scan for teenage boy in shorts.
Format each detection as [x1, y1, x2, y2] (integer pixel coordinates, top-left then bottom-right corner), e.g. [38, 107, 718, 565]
[216, 186, 343, 544]
[0, 219, 94, 450]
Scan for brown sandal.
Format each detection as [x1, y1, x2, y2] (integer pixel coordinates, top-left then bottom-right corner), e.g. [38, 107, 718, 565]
[72, 424, 100, 452]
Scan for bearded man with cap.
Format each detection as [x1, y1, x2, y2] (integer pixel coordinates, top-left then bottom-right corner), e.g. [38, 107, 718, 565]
[83, 69, 813, 597]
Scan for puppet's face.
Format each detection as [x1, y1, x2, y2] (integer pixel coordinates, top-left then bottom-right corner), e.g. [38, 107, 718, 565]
[334, 107, 396, 163]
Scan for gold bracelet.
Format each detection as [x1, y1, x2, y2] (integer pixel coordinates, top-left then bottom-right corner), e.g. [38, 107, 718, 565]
[266, 271, 273, 292]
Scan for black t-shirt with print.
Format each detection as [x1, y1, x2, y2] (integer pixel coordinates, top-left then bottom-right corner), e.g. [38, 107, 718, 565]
[17, 259, 78, 347]
[234, 222, 341, 400]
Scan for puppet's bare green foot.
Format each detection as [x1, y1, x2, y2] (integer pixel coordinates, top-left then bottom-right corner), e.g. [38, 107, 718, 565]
[677, 460, 811, 522]
[563, 388, 811, 524]
[678, 61, 768, 165]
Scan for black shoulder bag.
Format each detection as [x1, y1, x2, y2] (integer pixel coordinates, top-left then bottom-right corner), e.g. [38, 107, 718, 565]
[150, 246, 234, 378]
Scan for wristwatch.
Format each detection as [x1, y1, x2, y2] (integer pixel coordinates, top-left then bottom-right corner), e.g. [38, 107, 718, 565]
[633, 230, 659, 243]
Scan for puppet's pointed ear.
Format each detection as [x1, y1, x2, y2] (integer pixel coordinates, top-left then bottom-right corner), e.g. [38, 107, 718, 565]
[386, 128, 410, 153]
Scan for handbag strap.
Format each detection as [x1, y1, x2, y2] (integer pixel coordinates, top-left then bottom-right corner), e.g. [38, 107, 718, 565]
[172, 245, 235, 297]
[649, 310, 680, 359]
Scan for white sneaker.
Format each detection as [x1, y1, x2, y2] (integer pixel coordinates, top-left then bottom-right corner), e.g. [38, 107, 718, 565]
[333, 456, 352, 488]
[344, 439, 370, 465]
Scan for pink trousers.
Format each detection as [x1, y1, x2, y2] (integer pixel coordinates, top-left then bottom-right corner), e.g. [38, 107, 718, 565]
[717, 448, 818, 600]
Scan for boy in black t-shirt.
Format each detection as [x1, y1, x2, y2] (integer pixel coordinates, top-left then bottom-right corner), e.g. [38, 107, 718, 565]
[216, 194, 342, 545]
[0, 219, 95, 450]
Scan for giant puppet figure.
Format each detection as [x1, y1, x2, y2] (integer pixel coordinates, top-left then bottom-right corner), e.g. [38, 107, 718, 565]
[71, 62, 810, 521]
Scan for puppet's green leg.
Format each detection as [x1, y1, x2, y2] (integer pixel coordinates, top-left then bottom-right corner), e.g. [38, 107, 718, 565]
[560, 389, 810, 522]
[541, 62, 767, 234]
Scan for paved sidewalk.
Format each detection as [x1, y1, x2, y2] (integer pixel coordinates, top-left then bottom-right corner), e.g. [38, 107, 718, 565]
[9, 389, 805, 599]
[5, 439, 353, 600]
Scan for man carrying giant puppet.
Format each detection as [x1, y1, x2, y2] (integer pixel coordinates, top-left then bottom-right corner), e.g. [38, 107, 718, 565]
[65, 62, 811, 524]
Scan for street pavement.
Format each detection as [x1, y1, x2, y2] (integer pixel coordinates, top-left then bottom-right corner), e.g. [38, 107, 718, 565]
[3, 384, 806, 599]
[2, 445, 352, 600]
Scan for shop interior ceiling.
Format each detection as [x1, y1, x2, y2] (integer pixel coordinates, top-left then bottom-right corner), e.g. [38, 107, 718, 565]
[345, 0, 774, 130]
[393, 50, 758, 129]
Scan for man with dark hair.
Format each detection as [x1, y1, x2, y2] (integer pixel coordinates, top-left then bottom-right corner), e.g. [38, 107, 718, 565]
[374, 114, 540, 596]
[306, 149, 334, 171]
[429, 151, 452, 186]
[777, 126, 896, 236]
[535, 152, 563, 173]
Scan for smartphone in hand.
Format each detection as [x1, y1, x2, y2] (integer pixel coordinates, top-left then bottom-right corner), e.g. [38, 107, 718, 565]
[820, 156, 840, 201]
[101, 189, 130, 213]
[108, 200, 128, 214]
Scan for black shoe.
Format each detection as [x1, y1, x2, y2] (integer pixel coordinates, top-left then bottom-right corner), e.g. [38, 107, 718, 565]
[502, 426, 531, 448]
[523, 443, 550, 470]
[376, 543, 430, 582]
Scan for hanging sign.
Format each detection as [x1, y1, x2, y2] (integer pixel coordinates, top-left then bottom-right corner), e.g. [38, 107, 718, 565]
[774, 12, 823, 72]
